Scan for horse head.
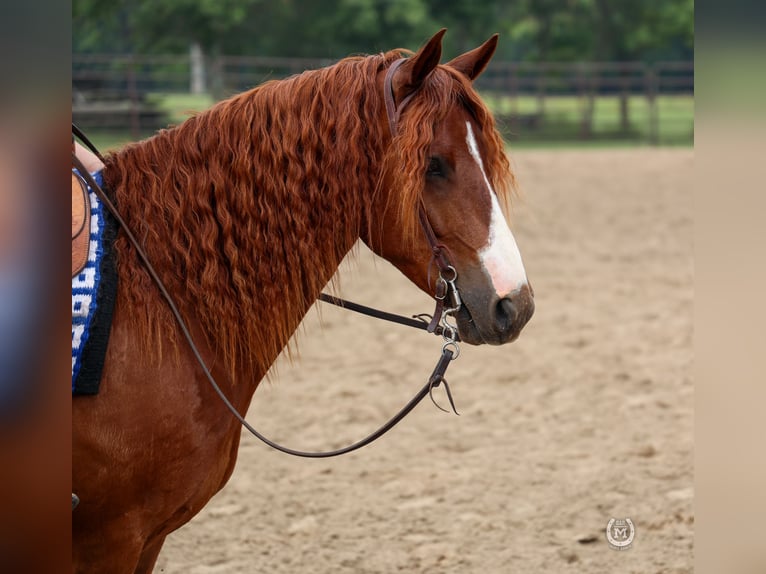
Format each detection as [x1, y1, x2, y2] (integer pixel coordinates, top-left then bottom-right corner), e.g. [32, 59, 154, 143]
[364, 30, 534, 346]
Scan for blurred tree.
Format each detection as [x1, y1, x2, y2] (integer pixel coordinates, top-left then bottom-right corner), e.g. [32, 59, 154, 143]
[498, 0, 693, 134]
[74, 0, 263, 95]
[73, 0, 259, 54]
[504, 0, 592, 61]
[502, 0, 693, 62]
[255, 0, 437, 58]
[421, 0, 510, 57]
[73, 0, 693, 64]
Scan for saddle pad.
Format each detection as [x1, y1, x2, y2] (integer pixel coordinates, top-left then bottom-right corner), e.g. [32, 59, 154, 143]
[71, 171, 118, 394]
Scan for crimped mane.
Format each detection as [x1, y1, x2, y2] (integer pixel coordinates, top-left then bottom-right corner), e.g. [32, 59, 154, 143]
[102, 49, 514, 379]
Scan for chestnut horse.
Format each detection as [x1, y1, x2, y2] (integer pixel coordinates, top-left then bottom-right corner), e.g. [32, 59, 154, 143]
[72, 30, 533, 572]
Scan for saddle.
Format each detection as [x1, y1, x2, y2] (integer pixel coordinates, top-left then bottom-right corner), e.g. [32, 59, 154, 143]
[72, 139, 105, 277]
[72, 170, 90, 277]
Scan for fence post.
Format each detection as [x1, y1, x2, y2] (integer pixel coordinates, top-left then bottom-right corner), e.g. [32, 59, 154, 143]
[127, 55, 140, 140]
[620, 63, 631, 134]
[578, 62, 595, 140]
[509, 63, 518, 130]
[190, 42, 206, 94]
[646, 64, 659, 146]
[536, 63, 546, 123]
[210, 55, 224, 100]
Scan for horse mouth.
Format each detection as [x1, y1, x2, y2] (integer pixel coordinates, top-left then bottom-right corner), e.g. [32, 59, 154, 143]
[453, 305, 486, 346]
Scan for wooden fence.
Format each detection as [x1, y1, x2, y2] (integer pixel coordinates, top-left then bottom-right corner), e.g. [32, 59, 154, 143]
[72, 54, 693, 145]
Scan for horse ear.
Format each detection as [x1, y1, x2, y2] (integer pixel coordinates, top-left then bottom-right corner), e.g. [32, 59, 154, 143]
[393, 28, 446, 101]
[445, 34, 499, 82]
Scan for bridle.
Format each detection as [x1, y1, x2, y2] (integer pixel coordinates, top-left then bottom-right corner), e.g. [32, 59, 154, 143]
[382, 58, 463, 337]
[71, 56, 464, 458]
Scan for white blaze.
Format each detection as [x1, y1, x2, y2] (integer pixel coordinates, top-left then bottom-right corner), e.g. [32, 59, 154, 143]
[465, 122, 528, 297]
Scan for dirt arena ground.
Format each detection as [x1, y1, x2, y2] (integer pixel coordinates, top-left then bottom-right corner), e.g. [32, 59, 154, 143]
[155, 148, 693, 573]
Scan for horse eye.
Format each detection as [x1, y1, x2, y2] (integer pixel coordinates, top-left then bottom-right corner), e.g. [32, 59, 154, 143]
[426, 157, 444, 178]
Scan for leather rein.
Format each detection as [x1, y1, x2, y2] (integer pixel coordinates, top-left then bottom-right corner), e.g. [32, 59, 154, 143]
[71, 57, 464, 458]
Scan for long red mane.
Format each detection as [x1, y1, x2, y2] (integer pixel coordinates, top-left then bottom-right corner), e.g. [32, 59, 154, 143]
[103, 49, 514, 378]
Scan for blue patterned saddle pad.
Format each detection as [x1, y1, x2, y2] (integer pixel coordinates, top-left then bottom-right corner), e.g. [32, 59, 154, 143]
[71, 171, 118, 394]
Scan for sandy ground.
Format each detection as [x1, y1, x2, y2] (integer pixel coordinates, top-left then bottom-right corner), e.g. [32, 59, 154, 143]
[154, 148, 693, 573]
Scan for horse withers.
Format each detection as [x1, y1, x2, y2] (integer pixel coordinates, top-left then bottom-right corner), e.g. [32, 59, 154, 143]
[72, 29, 533, 573]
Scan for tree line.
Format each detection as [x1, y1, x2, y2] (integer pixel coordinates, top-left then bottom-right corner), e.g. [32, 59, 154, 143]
[73, 0, 693, 63]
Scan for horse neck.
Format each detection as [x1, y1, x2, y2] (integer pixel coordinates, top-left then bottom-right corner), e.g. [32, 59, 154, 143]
[106, 72, 387, 386]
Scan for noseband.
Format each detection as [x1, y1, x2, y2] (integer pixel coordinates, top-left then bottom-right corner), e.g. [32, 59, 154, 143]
[71, 56, 464, 459]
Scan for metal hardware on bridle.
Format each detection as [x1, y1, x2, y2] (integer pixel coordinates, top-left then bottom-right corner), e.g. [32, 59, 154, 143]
[382, 57, 463, 415]
[428, 277, 461, 416]
[70, 56, 462, 458]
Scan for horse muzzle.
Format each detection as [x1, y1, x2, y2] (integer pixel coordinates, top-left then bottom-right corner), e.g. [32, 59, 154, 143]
[455, 282, 534, 346]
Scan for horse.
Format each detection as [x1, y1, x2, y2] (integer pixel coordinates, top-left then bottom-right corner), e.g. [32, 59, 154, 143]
[72, 29, 534, 573]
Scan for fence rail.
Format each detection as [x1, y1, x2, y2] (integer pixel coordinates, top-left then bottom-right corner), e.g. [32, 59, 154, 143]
[72, 54, 693, 145]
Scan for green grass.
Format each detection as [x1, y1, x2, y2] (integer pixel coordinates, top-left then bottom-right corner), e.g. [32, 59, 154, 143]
[83, 131, 161, 153]
[145, 92, 216, 125]
[483, 93, 693, 146]
[83, 91, 693, 152]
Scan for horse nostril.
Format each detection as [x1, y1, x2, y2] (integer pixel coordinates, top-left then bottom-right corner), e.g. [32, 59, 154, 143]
[495, 297, 518, 332]
[493, 285, 535, 336]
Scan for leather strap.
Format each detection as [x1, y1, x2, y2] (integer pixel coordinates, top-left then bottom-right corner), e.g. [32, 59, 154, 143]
[383, 58, 460, 333]
[383, 58, 417, 136]
[318, 293, 459, 342]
